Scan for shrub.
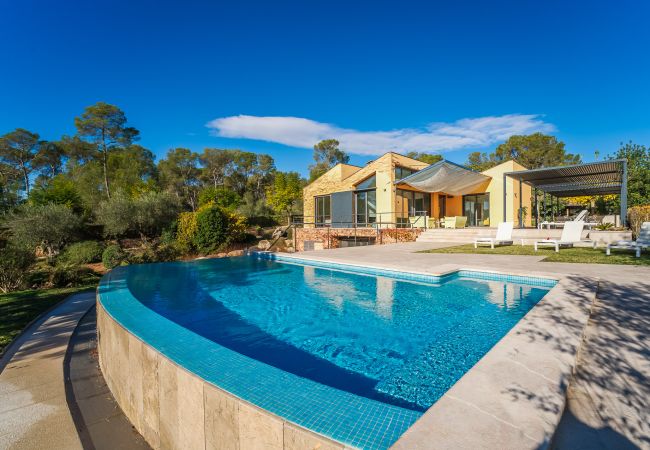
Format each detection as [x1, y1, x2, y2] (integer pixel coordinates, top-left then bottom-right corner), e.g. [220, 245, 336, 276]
[0, 246, 35, 293]
[628, 205, 650, 238]
[59, 241, 104, 265]
[176, 210, 199, 251]
[7, 204, 82, 259]
[96, 191, 179, 240]
[193, 206, 229, 254]
[49, 262, 89, 287]
[102, 244, 127, 269]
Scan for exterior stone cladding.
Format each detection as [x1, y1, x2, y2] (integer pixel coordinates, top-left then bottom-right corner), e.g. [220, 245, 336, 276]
[97, 302, 345, 450]
[303, 153, 429, 227]
[294, 227, 422, 251]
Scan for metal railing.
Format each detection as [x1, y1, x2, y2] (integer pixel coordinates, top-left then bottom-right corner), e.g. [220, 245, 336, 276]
[290, 211, 430, 229]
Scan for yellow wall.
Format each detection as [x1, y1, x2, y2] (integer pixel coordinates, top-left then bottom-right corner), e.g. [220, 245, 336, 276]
[482, 160, 532, 227]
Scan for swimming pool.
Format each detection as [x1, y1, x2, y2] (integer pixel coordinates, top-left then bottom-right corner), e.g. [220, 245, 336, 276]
[98, 255, 556, 448]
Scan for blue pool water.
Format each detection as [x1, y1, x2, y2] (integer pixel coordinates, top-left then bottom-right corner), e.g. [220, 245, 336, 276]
[121, 255, 553, 412]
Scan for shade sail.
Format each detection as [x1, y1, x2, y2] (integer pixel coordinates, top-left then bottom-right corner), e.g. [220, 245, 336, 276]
[396, 160, 491, 195]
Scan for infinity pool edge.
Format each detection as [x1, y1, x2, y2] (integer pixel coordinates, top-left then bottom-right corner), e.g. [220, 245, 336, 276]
[97, 255, 595, 450]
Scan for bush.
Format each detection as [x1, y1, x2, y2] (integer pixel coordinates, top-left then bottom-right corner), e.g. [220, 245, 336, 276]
[102, 244, 127, 269]
[7, 204, 82, 259]
[628, 205, 650, 237]
[0, 246, 35, 293]
[59, 241, 104, 265]
[176, 210, 199, 251]
[193, 206, 229, 254]
[96, 191, 179, 240]
[49, 262, 89, 287]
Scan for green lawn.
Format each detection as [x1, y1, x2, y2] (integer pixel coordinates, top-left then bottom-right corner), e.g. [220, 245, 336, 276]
[0, 283, 98, 355]
[419, 244, 650, 265]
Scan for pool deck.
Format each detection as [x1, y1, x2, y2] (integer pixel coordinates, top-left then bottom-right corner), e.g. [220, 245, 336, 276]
[289, 242, 650, 449]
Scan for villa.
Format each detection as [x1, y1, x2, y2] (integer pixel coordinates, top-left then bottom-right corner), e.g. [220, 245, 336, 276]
[303, 152, 532, 230]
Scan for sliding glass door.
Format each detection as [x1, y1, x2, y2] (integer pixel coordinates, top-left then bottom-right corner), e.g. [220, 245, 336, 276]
[463, 193, 490, 226]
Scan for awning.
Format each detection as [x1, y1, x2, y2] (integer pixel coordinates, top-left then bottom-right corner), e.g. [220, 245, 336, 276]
[396, 160, 491, 195]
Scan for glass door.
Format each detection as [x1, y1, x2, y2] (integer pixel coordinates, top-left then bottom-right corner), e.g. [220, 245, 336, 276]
[463, 194, 490, 226]
[354, 190, 377, 227]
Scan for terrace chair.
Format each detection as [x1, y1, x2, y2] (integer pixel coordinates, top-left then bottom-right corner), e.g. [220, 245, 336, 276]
[443, 216, 468, 229]
[534, 221, 594, 252]
[538, 209, 588, 230]
[606, 222, 650, 258]
[474, 222, 514, 249]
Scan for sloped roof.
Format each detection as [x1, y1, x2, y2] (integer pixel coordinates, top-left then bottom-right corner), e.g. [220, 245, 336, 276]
[395, 160, 491, 195]
[505, 159, 626, 197]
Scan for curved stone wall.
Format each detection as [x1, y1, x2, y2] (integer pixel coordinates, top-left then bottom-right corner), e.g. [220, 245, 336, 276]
[96, 301, 344, 450]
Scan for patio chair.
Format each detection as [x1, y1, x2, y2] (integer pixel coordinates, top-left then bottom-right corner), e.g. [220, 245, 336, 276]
[474, 222, 514, 249]
[538, 209, 588, 230]
[606, 222, 650, 258]
[443, 216, 467, 229]
[534, 221, 594, 252]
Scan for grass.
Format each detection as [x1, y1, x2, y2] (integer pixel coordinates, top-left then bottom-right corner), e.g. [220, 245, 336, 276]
[419, 244, 650, 265]
[0, 281, 99, 355]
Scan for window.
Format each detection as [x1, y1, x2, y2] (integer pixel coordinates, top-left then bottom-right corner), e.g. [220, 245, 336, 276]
[355, 175, 376, 190]
[354, 190, 377, 226]
[395, 166, 417, 180]
[396, 189, 430, 217]
[314, 195, 331, 227]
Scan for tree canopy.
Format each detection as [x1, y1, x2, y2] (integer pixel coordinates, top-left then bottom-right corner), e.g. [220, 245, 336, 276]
[74, 102, 139, 198]
[611, 141, 650, 207]
[309, 139, 349, 181]
[404, 152, 443, 165]
[465, 133, 581, 171]
[266, 171, 304, 222]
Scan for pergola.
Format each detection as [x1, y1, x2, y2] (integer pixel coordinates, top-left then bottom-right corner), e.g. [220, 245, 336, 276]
[503, 159, 628, 228]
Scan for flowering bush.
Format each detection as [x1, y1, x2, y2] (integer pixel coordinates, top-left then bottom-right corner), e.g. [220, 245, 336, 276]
[628, 205, 650, 237]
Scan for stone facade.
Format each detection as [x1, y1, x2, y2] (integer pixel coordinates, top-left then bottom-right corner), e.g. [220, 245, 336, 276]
[303, 153, 429, 227]
[294, 227, 422, 251]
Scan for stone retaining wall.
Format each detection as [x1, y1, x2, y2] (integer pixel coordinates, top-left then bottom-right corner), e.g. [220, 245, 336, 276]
[96, 301, 344, 450]
[295, 227, 422, 251]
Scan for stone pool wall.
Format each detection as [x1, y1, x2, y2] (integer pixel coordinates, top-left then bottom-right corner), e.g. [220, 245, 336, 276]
[96, 301, 344, 450]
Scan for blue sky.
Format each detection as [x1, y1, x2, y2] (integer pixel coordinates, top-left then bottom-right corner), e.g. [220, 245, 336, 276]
[1, 0, 649, 175]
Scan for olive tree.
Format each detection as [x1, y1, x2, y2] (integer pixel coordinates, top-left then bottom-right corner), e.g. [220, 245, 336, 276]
[7, 204, 82, 259]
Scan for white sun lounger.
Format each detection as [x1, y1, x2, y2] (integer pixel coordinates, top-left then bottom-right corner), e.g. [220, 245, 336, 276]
[534, 221, 594, 252]
[474, 222, 514, 249]
[606, 222, 650, 258]
[538, 209, 589, 229]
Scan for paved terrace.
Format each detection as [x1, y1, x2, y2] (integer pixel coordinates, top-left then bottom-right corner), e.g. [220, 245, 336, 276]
[0, 292, 149, 450]
[294, 242, 650, 449]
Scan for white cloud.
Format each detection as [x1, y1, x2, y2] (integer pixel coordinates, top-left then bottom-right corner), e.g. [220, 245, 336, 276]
[206, 114, 556, 156]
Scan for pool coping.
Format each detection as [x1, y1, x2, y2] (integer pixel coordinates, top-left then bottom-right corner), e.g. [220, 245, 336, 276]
[269, 252, 599, 450]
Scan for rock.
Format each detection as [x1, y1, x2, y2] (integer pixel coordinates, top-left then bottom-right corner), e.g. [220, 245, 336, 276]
[258, 240, 271, 250]
[217, 252, 228, 258]
[227, 250, 244, 257]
